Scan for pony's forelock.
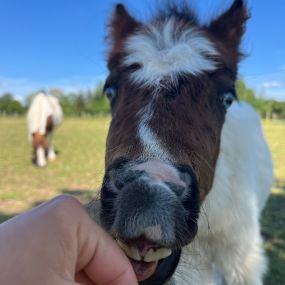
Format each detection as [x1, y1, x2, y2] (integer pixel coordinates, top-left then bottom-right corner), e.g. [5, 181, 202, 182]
[123, 18, 219, 88]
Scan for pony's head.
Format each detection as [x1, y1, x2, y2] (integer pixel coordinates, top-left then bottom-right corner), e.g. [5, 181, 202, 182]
[100, 0, 248, 283]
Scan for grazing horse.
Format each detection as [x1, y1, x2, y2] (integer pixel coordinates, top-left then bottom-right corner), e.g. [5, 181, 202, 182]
[90, 1, 274, 284]
[27, 92, 63, 167]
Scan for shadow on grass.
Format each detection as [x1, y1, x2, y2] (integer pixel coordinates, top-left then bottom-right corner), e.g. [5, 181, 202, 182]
[60, 188, 98, 204]
[30, 189, 98, 209]
[0, 200, 50, 223]
[0, 187, 97, 225]
[275, 178, 285, 191]
[0, 212, 17, 224]
[262, 182, 285, 285]
[0, 189, 98, 224]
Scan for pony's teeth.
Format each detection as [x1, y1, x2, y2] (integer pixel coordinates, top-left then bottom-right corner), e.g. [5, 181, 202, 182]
[117, 240, 172, 262]
[117, 240, 141, 261]
[144, 248, 172, 262]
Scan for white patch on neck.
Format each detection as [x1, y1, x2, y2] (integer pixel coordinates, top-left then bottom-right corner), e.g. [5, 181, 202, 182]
[171, 102, 274, 284]
[124, 18, 219, 87]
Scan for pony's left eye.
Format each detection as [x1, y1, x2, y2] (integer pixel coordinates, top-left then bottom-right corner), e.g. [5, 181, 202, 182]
[104, 87, 117, 102]
[223, 91, 235, 109]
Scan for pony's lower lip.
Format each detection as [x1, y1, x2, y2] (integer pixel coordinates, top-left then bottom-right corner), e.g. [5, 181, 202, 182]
[129, 259, 158, 281]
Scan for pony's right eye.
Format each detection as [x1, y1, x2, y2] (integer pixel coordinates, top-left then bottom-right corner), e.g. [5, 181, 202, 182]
[223, 91, 235, 109]
[104, 87, 117, 102]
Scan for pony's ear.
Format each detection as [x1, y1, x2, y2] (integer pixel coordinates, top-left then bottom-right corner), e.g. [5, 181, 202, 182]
[108, 4, 140, 53]
[208, 0, 249, 61]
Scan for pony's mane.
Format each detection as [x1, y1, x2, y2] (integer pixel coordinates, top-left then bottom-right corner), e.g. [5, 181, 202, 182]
[153, 1, 198, 26]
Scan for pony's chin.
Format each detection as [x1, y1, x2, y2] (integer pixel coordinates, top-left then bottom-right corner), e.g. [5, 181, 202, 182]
[116, 238, 180, 283]
[137, 250, 181, 285]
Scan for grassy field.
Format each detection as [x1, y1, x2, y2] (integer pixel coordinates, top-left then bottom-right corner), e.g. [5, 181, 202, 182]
[0, 117, 110, 217]
[0, 116, 284, 284]
[261, 120, 285, 285]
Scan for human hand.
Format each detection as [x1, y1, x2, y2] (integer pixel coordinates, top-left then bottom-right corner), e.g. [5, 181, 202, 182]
[0, 195, 138, 285]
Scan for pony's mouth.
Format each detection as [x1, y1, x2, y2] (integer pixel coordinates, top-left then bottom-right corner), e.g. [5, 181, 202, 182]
[117, 239, 172, 281]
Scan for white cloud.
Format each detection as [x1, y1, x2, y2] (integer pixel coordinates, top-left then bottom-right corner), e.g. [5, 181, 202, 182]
[261, 80, 282, 89]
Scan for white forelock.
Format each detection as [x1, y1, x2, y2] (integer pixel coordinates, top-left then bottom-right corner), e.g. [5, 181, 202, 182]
[123, 18, 219, 87]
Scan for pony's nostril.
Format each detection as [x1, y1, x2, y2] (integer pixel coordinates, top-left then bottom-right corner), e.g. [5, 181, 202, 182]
[113, 169, 145, 190]
[114, 178, 124, 190]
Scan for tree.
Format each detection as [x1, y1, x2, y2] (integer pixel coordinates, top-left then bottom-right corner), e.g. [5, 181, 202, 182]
[0, 93, 25, 115]
[236, 79, 285, 119]
[74, 92, 86, 116]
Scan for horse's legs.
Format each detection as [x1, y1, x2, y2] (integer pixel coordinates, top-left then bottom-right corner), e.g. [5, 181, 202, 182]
[47, 132, 56, 161]
[36, 146, 47, 167]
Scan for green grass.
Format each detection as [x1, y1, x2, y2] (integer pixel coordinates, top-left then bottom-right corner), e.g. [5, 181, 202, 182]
[0, 116, 284, 284]
[261, 121, 285, 285]
[0, 117, 110, 218]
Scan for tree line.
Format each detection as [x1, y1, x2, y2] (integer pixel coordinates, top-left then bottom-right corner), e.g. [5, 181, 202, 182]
[0, 80, 285, 118]
[0, 83, 110, 116]
[236, 80, 285, 119]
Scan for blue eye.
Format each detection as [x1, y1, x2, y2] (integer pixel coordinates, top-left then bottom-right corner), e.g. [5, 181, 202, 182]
[104, 87, 117, 102]
[223, 92, 235, 109]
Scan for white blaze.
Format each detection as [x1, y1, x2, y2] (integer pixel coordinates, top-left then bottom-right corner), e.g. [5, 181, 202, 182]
[138, 103, 170, 160]
[127, 18, 219, 151]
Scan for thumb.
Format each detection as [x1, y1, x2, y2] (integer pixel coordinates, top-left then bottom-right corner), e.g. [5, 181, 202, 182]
[76, 213, 138, 285]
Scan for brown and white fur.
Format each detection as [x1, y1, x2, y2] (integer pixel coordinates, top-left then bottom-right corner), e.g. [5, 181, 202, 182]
[87, 1, 274, 284]
[27, 92, 63, 167]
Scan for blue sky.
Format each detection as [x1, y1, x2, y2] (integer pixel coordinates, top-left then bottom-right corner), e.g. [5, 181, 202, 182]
[0, 0, 285, 101]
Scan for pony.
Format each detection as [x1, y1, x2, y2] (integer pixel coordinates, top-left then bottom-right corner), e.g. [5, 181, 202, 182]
[27, 92, 63, 167]
[88, 1, 274, 284]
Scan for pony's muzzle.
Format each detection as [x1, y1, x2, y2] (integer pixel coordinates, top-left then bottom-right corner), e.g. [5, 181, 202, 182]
[100, 158, 200, 282]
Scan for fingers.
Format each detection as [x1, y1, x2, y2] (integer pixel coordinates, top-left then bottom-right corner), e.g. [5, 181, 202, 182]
[75, 271, 95, 285]
[78, 219, 138, 285]
[41, 195, 137, 285]
[0, 195, 137, 285]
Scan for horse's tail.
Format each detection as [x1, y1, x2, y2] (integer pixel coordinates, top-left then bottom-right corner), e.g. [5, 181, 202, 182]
[47, 96, 63, 127]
